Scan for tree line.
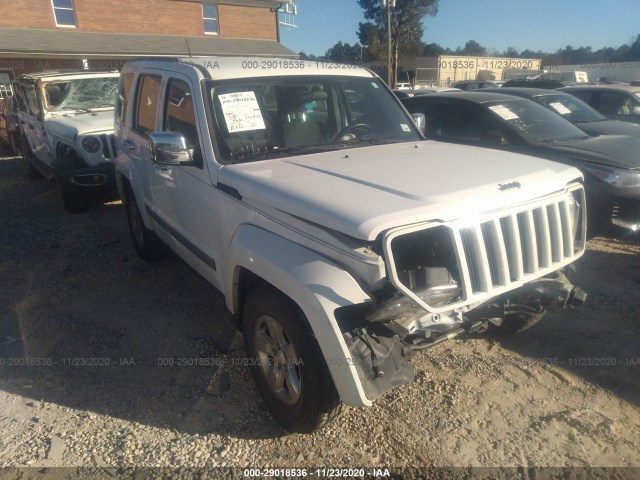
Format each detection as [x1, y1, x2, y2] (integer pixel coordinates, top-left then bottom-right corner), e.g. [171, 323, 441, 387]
[296, 0, 640, 84]
[300, 36, 640, 69]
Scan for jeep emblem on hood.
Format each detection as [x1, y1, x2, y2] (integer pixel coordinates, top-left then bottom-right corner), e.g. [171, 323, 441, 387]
[498, 181, 522, 191]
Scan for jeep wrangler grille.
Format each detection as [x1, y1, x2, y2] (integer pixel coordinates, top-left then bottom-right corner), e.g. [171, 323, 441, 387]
[383, 184, 586, 314]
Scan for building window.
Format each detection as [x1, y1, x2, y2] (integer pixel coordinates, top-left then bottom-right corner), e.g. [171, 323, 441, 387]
[202, 3, 218, 35]
[51, 0, 77, 28]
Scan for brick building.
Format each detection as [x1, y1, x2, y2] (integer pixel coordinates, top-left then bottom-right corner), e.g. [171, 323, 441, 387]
[0, 0, 295, 95]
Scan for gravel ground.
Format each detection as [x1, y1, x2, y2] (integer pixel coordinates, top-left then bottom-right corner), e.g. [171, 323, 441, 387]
[0, 148, 639, 476]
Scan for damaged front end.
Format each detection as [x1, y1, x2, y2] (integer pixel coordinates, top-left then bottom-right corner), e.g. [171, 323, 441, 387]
[337, 185, 588, 402]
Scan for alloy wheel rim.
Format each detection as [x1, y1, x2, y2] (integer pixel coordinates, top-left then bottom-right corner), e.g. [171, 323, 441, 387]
[254, 314, 302, 406]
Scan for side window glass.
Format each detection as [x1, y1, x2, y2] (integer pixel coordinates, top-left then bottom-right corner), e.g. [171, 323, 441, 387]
[116, 72, 134, 127]
[24, 85, 40, 116]
[134, 75, 162, 136]
[163, 78, 202, 166]
[437, 104, 482, 140]
[569, 90, 592, 105]
[599, 92, 633, 116]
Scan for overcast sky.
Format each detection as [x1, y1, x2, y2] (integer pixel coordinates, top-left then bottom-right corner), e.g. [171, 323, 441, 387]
[280, 0, 640, 56]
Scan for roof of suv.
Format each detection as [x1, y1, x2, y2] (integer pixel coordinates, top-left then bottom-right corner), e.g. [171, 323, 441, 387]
[15, 70, 120, 83]
[407, 91, 520, 104]
[126, 57, 376, 81]
[560, 84, 640, 93]
[481, 87, 570, 97]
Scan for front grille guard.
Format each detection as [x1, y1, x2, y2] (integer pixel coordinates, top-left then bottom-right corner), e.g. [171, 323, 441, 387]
[382, 184, 587, 314]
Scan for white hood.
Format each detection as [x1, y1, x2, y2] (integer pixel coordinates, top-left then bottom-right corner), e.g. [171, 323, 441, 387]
[220, 141, 582, 241]
[45, 110, 114, 141]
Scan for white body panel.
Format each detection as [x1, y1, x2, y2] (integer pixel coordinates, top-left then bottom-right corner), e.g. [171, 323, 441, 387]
[115, 57, 586, 407]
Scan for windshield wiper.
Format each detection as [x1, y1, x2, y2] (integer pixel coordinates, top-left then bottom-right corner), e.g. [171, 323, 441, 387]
[60, 106, 92, 113]
[229, 144, 339, 164]
[536, 136, 590, 144]
[335, 136, 402, 146]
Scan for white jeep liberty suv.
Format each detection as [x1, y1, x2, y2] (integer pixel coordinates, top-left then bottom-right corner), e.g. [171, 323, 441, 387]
[115, 57, 587, 433]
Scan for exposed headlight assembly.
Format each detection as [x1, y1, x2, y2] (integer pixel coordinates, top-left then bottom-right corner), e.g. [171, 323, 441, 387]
[81, 136, 101, 154]
[584, 165, 640, 188]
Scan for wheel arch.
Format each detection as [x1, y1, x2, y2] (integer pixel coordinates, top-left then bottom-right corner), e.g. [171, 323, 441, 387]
[225, 224, 373, 407]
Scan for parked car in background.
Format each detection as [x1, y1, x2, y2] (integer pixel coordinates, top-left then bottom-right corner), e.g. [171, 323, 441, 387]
[115, 56, 586, 433]
[13, 71, 120, 212]
[559, 84, 640, 124]
[0, 95, 21, 154]
[402, 92, 640, 232]
[393, 87, 460, 99]
[501, 78, 570, 89]
[452, 80, 501, 90]
[481, 87, 640, 138]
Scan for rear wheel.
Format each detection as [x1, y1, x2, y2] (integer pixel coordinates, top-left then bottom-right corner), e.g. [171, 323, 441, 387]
[123, 183, 168, 261]
[242, 288, 342, 433]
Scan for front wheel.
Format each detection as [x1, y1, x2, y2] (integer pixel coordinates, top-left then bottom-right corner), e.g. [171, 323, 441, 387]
[123, 183, 168, 261]
[243, 288, 342, 433]
[54, 157, 89, 213]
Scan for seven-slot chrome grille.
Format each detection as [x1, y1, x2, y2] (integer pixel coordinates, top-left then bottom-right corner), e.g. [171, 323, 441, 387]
[383, 184, 587, 314]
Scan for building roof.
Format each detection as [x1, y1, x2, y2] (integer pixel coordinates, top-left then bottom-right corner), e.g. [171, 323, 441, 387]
[0, 28, 297, 58]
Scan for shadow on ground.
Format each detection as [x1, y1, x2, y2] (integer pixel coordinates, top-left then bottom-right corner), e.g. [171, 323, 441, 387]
[0, 150, 284, 439]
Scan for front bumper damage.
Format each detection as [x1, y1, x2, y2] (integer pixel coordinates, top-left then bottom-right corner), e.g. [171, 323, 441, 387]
[339, 269, 586, 402]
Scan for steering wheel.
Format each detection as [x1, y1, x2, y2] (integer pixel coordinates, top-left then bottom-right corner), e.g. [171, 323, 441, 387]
[333, 123, 374, 142]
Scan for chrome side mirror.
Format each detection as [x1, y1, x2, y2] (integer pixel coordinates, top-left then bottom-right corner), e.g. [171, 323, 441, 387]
[411, 113, 426, 135]
[149, 132, 193, 166]
[631, 106, 640, 116]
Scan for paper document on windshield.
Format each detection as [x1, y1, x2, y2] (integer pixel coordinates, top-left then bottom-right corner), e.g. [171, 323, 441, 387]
[489, 104, 519, 120]
[219, 91, 266, 133]
[549, 102, 572, 115]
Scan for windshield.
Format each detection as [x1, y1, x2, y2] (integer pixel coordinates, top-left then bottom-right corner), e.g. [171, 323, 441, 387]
[45, 77, 119, 112]
[206, 75, 420, 163]
[485, 99, 589, 143]
[535, 94, 606, 123]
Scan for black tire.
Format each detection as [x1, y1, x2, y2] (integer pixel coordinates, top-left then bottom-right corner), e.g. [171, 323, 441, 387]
[242, 288, 342, 433]
[123, 182, 169, 261]
[54, 157, 90, 213]
[487, 310, 547, 335]
[19, 135, 41, 179]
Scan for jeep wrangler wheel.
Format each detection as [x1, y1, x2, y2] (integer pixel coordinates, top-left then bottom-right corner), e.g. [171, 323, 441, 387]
[243, 288, 342, 433]
[124, 183, 169, 261]
[54, 157, 90, 214]
[19, 136, 41, 179]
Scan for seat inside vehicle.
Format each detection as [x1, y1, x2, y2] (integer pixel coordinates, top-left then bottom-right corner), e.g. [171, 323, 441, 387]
[280, 86, 328, 147]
